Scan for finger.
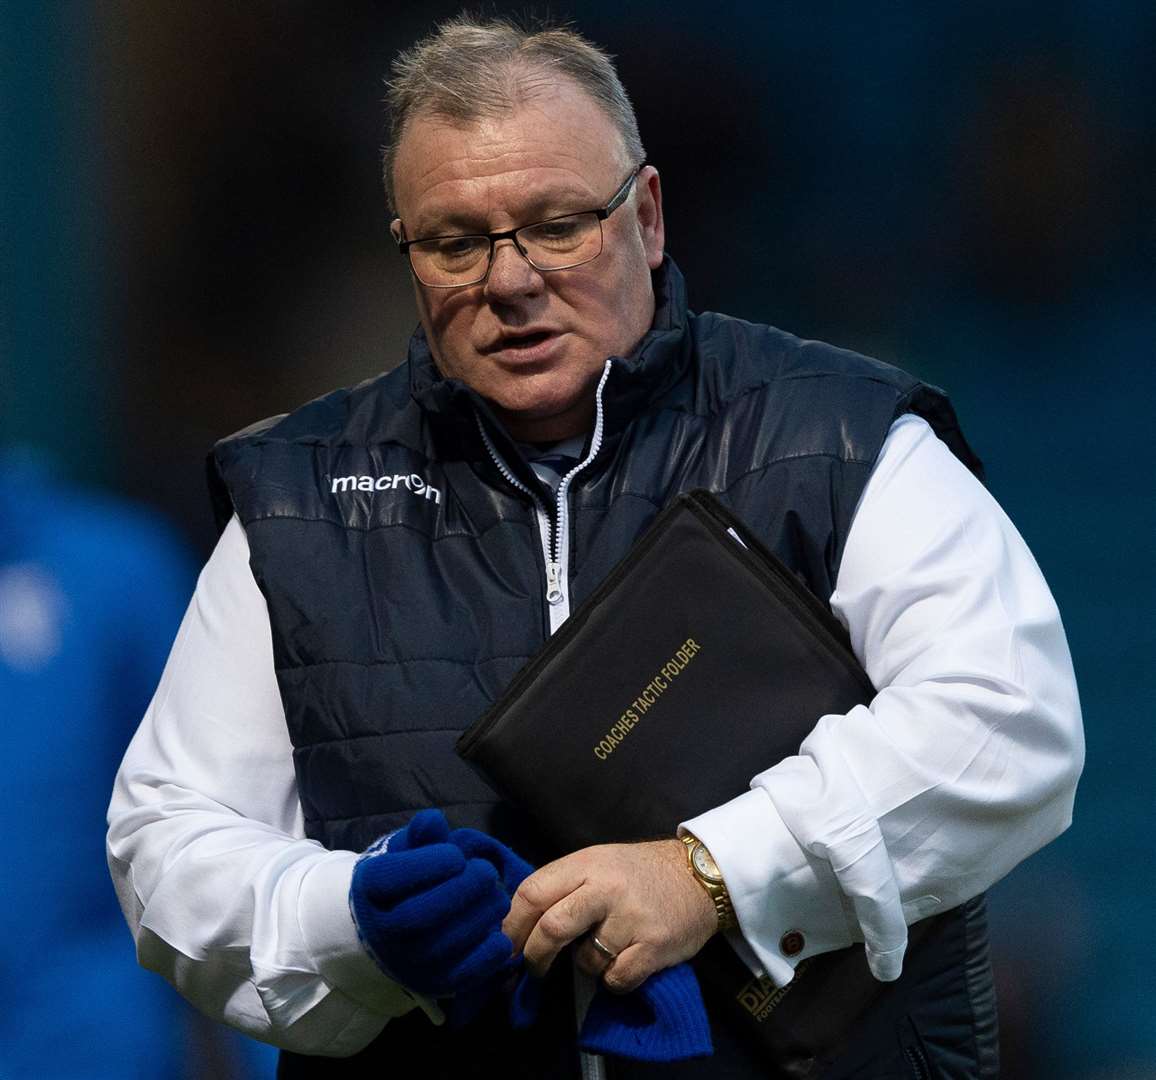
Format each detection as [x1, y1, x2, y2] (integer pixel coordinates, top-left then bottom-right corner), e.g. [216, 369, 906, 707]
[385, 809, 452, 853]
[448, 828, 533, 891]
[522, 883, 610, 978]
[404, 808, 452, 847]
[409, 933, 514, 998]
[358, 843, 466, 903]
[573, 932, 621, 978]
[448, 928, 519, 991]
[382, 857, 499, 931]
[390, 921, 515, 997]
[599, 942, 654, 995]
[446, 827, 501, 862]
[502, 889, 538, 957]
[502, 855, 592, 953]
[413, 884, 512, 966]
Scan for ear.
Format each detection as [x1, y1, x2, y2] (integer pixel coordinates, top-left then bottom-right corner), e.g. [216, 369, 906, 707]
[634, 166, 665, 270]
[390, 218, 404, 245]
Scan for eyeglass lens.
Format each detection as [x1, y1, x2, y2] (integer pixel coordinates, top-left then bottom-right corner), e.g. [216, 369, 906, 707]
[408, 211, 604, 287]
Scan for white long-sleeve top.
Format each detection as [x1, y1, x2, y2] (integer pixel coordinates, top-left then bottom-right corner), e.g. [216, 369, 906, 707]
[107, 413, 1083, 1056]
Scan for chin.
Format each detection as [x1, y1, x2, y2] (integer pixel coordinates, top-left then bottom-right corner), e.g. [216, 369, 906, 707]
[492, 389, 593, 441]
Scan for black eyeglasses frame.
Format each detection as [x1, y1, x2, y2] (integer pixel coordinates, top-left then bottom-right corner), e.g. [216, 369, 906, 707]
[395, 166, 643, 288]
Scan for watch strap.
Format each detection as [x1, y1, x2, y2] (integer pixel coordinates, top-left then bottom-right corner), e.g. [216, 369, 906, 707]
[680, 833, 738, 932]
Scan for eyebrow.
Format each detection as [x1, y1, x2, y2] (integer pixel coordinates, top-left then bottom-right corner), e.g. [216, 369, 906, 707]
[410, 188, 595, 238]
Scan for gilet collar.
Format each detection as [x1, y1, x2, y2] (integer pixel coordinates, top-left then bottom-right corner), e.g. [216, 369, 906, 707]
[407, 254, 692, 447]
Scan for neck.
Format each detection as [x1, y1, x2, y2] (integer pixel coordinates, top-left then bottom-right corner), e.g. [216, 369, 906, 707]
[496, 400, 596, 444]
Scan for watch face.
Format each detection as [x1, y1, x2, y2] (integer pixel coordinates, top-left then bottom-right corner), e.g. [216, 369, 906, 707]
[691, 843, 723, 883]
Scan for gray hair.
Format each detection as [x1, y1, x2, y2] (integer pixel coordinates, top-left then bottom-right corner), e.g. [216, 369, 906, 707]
[383, 14, 646, 214]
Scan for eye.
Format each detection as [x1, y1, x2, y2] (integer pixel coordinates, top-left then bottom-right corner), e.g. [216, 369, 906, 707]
[431, 236, 488, 262]
[527, 218, 582, 242]
[521, 213, 596, 252]
[539, 220, 580, 238]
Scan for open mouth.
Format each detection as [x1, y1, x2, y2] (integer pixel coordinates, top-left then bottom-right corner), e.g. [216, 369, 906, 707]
[497, 331, 554, 351]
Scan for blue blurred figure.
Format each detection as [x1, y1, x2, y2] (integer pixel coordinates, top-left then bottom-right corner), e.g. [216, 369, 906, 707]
[0, 449, 274, 1078]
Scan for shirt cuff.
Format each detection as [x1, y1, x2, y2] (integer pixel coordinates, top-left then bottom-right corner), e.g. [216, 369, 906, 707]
[681, 788, 856, 987]
[298, 851, 442, 1024]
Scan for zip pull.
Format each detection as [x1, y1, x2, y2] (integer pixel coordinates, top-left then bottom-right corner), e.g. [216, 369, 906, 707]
[545, 560, 564, 605]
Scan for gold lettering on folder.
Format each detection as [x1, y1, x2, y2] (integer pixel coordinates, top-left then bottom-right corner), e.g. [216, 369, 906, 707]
[593, 637, 702, 760]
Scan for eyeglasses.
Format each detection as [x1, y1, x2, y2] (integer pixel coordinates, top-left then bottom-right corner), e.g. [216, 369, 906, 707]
[396, 167, 641, 289]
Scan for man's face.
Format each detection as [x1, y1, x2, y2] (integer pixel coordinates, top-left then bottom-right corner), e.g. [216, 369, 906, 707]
[391, 79, 665, 443]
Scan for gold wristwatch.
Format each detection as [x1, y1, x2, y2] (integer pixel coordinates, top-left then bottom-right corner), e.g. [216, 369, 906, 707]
[680, 832, 738, 932]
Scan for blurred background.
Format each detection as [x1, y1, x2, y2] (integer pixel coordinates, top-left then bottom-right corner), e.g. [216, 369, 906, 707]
[1, 1, 1152, 1076]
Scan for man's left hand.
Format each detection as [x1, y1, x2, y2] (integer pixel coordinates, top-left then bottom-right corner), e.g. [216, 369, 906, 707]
[502, 839, 717, 994]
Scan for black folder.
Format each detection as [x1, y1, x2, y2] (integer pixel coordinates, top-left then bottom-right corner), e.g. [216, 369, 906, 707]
[457, 490, 952, 1073]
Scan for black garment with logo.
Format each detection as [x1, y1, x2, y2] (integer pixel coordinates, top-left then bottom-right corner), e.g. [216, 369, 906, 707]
[211, 258, 998, 1078]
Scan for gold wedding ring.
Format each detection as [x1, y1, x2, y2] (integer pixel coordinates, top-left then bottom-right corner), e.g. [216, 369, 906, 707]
[590, 935, 618, 962]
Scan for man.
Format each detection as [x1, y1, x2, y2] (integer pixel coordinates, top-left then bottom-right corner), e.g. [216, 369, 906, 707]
[107, 15, 1083, 1079]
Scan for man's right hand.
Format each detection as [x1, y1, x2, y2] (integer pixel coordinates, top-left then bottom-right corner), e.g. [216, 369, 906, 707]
[349, 809, 515, 999]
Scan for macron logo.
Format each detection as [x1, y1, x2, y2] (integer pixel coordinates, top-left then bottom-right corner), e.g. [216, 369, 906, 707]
[330, 472, 442, 504]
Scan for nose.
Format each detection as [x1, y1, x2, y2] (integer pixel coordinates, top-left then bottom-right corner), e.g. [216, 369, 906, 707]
[483, 238, 544, 302]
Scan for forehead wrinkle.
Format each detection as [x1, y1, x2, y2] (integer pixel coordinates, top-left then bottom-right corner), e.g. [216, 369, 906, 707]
[428, 107, 614, 176]
[395, 83, 630, 230]
[406, 146, 615, 234]
[406, 131, 590, 199]
[410, 168, 598, 235]
[417, 137, 595, 185]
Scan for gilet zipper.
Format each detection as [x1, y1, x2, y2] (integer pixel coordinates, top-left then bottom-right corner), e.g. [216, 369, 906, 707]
[474, 365, 613, 1080]
[904, 1041, 930, 1079]
[474, 359, 612, 633]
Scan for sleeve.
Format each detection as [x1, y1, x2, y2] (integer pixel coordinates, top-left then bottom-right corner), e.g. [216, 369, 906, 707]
[106, 515, 437, 1057]
[681, 413, 1084, 988]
